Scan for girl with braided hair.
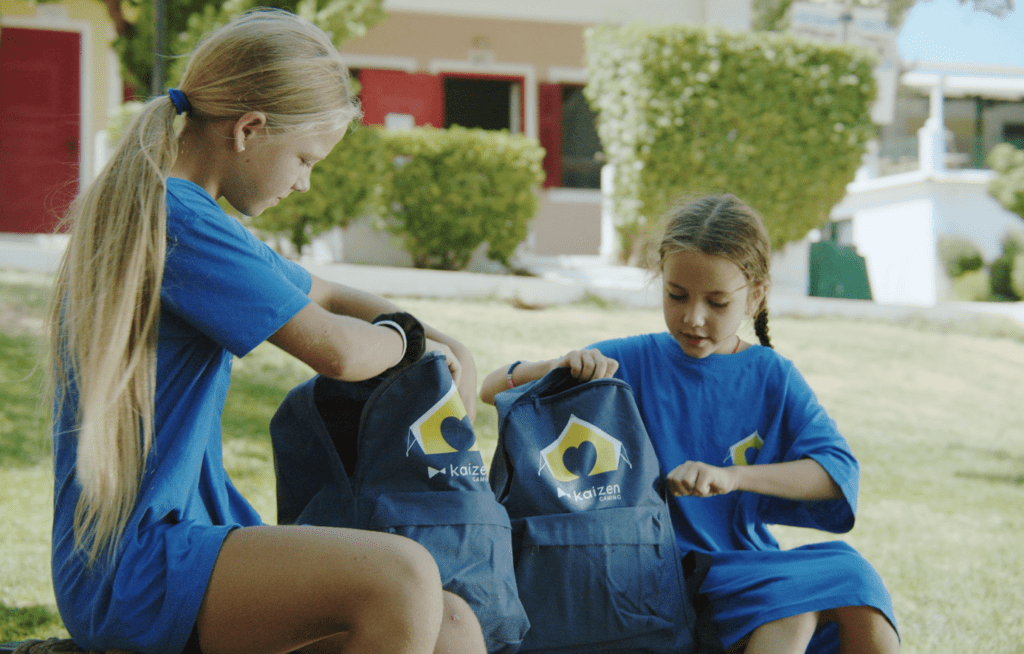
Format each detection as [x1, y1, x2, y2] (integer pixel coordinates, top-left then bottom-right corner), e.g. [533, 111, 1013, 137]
[480, 194, 899, 654]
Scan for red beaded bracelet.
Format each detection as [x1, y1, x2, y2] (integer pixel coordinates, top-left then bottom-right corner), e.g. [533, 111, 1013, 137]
[506, 361, 522, 389]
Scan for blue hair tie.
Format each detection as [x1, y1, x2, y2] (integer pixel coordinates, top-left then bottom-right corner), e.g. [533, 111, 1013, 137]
[167, 88, 192, 115]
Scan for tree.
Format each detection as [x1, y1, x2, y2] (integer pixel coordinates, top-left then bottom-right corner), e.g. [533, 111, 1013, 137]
[85, 0, 385, 96]
[585, 23, 878, 259]
[753, 0, 1014, 32]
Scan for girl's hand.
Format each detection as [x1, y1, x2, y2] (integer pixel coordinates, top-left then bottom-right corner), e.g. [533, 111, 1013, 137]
[667, 461, 739, 497]
[556, 349, 619, 382]
[425, 338, 476, 421]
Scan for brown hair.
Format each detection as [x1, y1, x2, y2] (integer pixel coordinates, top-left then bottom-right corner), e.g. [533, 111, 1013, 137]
[658, 194, 773, 348]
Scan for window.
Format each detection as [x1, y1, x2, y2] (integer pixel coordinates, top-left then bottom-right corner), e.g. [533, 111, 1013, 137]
[1003, 124, 1024, 151]
[538, 84, 603, 189]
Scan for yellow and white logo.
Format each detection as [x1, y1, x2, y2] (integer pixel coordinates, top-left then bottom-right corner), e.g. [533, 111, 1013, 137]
[539, 414, 631, 483]
[725, 431, 764, 466]
[408, 383, 479, 455]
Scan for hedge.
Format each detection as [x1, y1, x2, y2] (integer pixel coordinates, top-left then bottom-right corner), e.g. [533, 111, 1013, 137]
[988, 142, 1024, 222]
[260, 125, 545, 270]
[584, 22, 877, 258]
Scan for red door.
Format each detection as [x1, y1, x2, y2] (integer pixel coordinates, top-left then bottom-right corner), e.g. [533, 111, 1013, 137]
[0, 28, 81, 233]
[358, 69, 444, 128]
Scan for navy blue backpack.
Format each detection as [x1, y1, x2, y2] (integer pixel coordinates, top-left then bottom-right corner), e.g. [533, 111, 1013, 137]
[491, 368, 697, 654]
[270, 352, 529, 654]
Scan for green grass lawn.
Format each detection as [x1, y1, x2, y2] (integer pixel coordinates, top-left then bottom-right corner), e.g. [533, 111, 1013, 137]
[2, 270, 1024, 651]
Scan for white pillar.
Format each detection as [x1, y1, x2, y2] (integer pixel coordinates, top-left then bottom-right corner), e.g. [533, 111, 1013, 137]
[599, 164, 617, 263]
[917, 75, 946, 174]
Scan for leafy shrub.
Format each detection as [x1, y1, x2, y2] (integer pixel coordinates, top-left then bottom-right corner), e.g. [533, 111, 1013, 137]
[988, 230, 1024, 301]
[988, 142, 1024, 221]
[380, 126, 545, 270]
[989, 255, 1017, 300]
[1013, 253, 1024, 300]
[952, 268, 991, 302]
[255, 125, 392, 249]
[584, 23, 877, 259]
[937, 235, 984, 278]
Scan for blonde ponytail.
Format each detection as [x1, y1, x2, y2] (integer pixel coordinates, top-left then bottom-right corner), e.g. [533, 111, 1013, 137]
[49, 97, 178, 564]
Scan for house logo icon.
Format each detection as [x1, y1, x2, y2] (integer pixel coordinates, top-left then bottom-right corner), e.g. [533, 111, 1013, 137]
[725, 431, 764, 466]
[408, 383, 479, 455]
[538, 414, 631, 483]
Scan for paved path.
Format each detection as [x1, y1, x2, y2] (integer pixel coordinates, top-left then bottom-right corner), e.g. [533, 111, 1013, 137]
[2, 240, 1022, 326]
[307, 261, 1024, 327]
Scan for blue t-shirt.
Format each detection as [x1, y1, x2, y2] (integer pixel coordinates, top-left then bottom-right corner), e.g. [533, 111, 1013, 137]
[591, 334, 898, 651]
[52, 178, 312, 654]
[591, 332, 859, 554]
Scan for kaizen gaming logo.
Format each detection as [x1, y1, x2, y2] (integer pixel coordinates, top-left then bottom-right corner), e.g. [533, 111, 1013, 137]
[725, 431, 764, 466]
[539, 414, 632, 505]
[408, 383, 485, 482]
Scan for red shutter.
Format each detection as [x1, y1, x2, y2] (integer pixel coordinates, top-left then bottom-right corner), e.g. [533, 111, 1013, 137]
[538, 83, 562, 188]
[358, 69, 444, 128]
[0, 28, 80, 233]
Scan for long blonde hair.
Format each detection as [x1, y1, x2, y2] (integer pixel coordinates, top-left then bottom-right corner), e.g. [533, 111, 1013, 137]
[47, 10, 360, 564]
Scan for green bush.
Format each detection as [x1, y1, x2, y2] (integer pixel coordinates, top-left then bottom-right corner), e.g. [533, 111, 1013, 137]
[255, 125, 392, 249]
[380, 126, 545, 270]
[584, 23, 877, 259]
[1012, 253, 1024, 300]
[951, 268, 991, 302]
[988, 142, 1024, 221]
[937, 235, 984, 278]
[988, 230, 1024, 301]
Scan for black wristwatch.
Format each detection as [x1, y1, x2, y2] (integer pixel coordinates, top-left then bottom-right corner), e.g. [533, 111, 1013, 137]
[372, 312, 426, 374]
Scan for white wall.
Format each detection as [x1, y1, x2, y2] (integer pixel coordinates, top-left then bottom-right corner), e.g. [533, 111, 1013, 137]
[852, 198, 937, 305]
[771, 237, 811, 296]
[929, 179, 1023, 261]
[384, 0, 751, 29]
[831, 171, 1024, 306]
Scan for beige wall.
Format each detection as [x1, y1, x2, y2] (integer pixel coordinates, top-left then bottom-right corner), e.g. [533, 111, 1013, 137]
[340, 10, 589, 78]
[531, 191, 602, 256]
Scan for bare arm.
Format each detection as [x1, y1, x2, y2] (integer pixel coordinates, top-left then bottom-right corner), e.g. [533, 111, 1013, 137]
[479, 349, 619, 405]
[269, 274, 478, 419]
[666, 457, 842, 501]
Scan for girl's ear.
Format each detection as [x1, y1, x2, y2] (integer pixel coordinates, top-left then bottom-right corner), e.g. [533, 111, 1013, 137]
[232, 111, 268, 152]
[746, 282, 767, 316]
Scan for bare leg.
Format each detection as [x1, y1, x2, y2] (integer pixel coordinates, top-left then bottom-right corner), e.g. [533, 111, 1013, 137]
[735, 612, 818, 654]
[195, 525, 462, 654]
[432, 592, 486, 654]
[822, 606, 899, 654]
[296, 592, 484, 654]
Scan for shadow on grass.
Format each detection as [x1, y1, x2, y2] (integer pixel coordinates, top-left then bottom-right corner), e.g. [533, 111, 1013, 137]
[950, 443, 1024, 487]
[0, 604, 66, 643]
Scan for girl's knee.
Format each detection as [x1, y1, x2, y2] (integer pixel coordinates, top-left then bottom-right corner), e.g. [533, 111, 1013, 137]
[822, 606, 899, 653]
[370, 535, 444, 609]
[433, 592, 485, 654]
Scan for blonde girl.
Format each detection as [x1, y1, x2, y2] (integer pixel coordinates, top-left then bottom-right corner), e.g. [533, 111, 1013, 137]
[48, 11, 484, 654]
[480, 194, 900, 654]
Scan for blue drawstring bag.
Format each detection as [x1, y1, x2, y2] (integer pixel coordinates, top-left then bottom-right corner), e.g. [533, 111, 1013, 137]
[271, 352, 529, 654]
[492, 368, 697, 654]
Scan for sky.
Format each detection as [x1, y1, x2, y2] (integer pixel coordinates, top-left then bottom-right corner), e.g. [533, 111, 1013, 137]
[898, 0, 1024, 66]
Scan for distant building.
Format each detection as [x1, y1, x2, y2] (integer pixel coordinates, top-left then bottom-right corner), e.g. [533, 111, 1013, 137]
[772, 1, 1024, 306]
[332, 0, 754, 270]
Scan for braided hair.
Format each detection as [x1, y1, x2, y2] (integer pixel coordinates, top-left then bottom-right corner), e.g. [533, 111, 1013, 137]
[658, 194, 773, 348]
